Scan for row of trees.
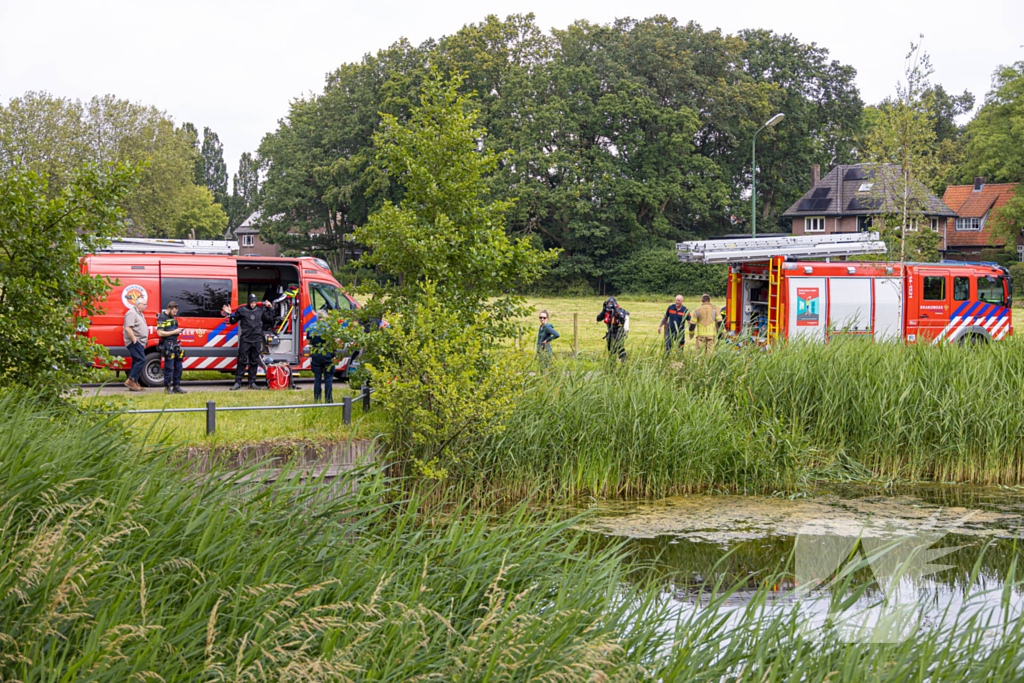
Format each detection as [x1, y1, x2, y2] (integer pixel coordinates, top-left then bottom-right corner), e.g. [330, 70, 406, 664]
[0, 93, 261, 239]
[258, 15, 866, 289]
[258, 14, 1007, 291]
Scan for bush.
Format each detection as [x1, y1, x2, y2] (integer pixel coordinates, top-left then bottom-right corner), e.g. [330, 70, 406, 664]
[367, 287, 526, 480]
[605, 244, 727, 296]
[0, 164, 135, 401]
[1009, 262, 1024, 300]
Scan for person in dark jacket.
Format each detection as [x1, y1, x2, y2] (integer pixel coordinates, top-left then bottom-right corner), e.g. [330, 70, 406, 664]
[536, 310, 559, 369]
[597, 297, 628, 360]
[658, 295, 690, 356]
[306, 315, 336, 403]
[222, 293, 275, 390]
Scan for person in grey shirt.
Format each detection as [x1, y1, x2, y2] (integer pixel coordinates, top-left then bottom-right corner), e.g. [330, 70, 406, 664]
[123, 298, 148, 391]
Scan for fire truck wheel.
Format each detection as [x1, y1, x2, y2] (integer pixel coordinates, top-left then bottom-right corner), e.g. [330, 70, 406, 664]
[957, 333, 988, 347]
[140, 351, 165, 387]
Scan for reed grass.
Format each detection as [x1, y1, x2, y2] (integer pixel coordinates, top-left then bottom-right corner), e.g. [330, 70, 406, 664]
[4, 394, 1024, 681]
[0, 393, 667, 680]
[460, 335, 1024, 499]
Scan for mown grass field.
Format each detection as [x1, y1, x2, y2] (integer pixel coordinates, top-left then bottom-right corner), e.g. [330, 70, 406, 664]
[513, 295, 726, 355]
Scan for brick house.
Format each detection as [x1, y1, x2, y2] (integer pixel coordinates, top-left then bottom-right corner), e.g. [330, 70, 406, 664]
[783, 163, 955, 236]
[940, 178, 1022, 261]
[229, 211, 282, 258]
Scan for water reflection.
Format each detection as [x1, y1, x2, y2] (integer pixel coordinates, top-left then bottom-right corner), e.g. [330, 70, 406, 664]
[587, 485, 1024, 639]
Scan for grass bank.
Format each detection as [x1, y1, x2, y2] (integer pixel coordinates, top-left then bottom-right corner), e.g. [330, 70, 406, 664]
[458, 336, 1024, 499]
[4, 395, 1024, 681]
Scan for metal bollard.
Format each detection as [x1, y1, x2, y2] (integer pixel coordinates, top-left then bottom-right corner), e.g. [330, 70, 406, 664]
[342, 396, 352, 425]
[206, 401, 216, 436]
[361, 385, 370, 412]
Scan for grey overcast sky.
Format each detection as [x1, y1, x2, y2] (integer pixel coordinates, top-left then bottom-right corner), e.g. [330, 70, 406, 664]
[2, 0, 1022, 181]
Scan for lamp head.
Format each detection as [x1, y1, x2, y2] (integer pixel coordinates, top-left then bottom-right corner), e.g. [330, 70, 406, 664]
[765, 113, 785, 128]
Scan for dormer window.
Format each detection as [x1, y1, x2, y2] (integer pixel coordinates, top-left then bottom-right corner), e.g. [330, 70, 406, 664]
[858, 182, 874, 192]
[955, 217, 982, 231]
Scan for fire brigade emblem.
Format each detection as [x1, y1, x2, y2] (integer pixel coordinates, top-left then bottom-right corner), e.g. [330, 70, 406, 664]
[121, 284, 148, 309]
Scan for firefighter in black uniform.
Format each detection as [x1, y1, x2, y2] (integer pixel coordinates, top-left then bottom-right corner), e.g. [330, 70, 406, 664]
[156, 301, 187, 394]
[597, 297, 629, 361]
[222, 293, 276, 390]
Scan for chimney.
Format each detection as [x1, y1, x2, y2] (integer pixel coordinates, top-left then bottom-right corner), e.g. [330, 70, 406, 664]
[974, 177, 986, 192]
[811, 164, 821, 187]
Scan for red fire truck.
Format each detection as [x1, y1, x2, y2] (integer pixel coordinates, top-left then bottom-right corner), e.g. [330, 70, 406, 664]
[678, 233, 1013, 345]
[82, 239, 362, 386]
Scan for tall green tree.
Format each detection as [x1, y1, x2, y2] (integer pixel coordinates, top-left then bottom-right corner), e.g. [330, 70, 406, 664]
[354, 71, 558, 334]
[180, 121, 204, 184]
[258, 39, 427, 267]
[0, 163, 136, 401]
[737, 29, 863, 230]
[0, 92, 201, 236]
[866, 39, 939, 263]
[960, 61, 1024, 184]
[229, 151, 259, 228]
[200, 127, 228, 207]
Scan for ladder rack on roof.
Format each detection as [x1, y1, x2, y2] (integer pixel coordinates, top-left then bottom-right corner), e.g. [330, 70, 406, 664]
[676, 232, 887, 265]
[95, 238, 238, 256]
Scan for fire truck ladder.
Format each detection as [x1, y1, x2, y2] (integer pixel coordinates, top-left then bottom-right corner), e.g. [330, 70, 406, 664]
[676, 232, 886, 264]
[767, 256, 784, 342]
[94, 238, 238, 255]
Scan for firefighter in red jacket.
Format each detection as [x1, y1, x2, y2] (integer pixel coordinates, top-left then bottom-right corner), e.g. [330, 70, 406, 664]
[221, 293, 275, 390]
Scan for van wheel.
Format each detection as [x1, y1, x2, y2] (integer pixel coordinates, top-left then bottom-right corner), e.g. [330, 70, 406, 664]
[141, 351, 164, 387]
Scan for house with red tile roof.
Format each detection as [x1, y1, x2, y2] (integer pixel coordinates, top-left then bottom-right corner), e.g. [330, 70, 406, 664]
[940, 178, 1021, 261]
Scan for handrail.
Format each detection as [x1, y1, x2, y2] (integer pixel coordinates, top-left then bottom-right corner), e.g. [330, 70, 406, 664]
[118, 386, 373, 434]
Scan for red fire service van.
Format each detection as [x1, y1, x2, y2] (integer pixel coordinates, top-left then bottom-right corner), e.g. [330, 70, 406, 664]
[82, 239, 362, 386]
[677, 232, 1013, 346]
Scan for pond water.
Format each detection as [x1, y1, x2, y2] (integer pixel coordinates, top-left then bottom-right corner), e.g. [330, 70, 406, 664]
[586, 485, 1024, 641]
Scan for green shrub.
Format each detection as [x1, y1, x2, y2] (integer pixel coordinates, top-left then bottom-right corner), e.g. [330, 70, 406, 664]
[605, 244, 727, 296]
[367, 288, 526, 479]
[1008, 262, 1024, 299]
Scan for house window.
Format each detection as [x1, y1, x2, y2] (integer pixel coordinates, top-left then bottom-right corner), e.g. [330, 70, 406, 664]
[241, 234, 255, 247]
[1017, 245, 1024, 263]
[858, 216, 873, 232]
[955, 217, 981, 231]
[805, 217, 826, 233]
[907, 218, 918, 232]
[931, 218, 940, 233]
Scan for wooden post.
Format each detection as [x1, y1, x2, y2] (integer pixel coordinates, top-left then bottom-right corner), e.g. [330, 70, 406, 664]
[573, 313, 578, 357]
[518, 328, 523, 351]
[206, 401, 216, 436]
[343, 396, 352, 425]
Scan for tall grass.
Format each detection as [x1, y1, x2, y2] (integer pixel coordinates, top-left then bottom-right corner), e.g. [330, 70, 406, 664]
[0, 394, 668, 680]
[464, 336, 1024, 499]
[5, 395, 1024, 681]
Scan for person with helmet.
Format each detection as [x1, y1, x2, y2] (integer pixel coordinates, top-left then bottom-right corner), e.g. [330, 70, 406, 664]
[156, 301, 187, 394]
[221, 293, 275, 390]
[597, 297, 629, 360]
[689, 294, 721, 354]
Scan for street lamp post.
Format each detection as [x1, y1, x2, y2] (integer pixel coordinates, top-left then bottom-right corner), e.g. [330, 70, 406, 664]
[751, 113, 785, 238]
